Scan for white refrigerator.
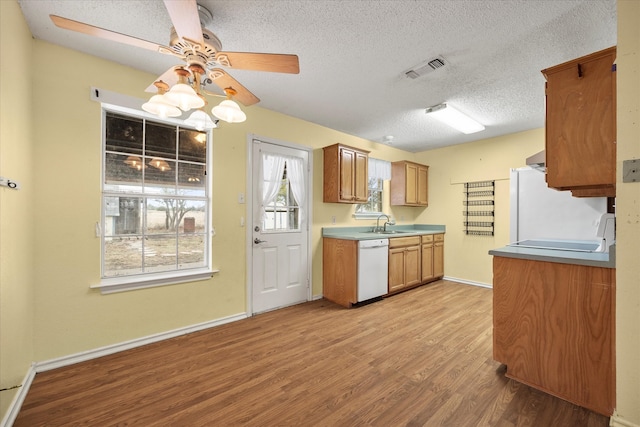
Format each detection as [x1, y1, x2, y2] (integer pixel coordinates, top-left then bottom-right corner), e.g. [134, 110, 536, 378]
[509, 167, 608, 243]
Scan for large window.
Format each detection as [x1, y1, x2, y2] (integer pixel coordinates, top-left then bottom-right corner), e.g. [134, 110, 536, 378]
[101, 110, 211, 284]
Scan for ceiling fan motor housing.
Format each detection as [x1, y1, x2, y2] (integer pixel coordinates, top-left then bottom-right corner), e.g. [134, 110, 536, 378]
[169, 27, 223, 69]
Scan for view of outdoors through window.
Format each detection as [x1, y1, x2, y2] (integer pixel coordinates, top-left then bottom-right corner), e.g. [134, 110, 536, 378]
[263, 165, 300, 231]
[355, 177, 383, 214]
[102, 111, 210, 278]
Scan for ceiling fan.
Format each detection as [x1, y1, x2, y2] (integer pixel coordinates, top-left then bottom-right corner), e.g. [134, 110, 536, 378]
[50, 0, 300, 126]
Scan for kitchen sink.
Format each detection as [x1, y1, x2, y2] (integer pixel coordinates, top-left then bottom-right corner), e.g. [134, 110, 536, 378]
[361, 230, 412, 234]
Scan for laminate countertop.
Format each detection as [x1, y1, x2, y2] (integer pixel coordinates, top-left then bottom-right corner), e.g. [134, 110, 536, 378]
[489, 243, 615, 268]
[322, 224, 445, 241]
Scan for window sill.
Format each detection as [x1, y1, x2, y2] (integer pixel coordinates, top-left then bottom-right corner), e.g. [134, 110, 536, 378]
[353, 212, 385, 220]
[90, 269, 219, 294]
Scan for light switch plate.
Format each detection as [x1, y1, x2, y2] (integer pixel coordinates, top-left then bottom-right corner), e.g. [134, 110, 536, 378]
[0, 176, 20, 190]
[622, 159, 640, 183]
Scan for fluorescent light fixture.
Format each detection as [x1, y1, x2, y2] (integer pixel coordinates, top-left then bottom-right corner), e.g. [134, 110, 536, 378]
[425, 103, 485, 134]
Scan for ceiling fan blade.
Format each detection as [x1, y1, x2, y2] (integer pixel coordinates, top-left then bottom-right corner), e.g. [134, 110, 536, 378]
[50, 15, 170, 54]
[215, 52, 300, 74]
[145, 66, 183, 93]
[162, 0, 204, 47]
[208, 69, 260, 106]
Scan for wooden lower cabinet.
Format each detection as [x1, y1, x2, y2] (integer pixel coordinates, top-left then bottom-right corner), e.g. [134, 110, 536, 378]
[322, 238, 357, 307]
[492, 256, 615, 416]
[421, 234, 444, 282]
[421, 235, 434, 282]
[388, 236, 421, 293]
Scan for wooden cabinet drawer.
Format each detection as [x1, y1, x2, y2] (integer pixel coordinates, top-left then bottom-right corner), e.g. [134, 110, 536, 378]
[389, 236, 421, 248]
[434, 233, 444, 242]
[421, 234, 434, 243]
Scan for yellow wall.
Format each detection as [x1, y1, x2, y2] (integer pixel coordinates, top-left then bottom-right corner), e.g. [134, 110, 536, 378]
[0, 0, 36, 417]
[414, 129, 544, 285]
[614, 1, 640, 425]
[2, 1, 638, 425]
[27, 39, 421, 362]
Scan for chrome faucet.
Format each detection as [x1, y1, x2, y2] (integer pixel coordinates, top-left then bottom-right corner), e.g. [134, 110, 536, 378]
[376, 214, 395, 232]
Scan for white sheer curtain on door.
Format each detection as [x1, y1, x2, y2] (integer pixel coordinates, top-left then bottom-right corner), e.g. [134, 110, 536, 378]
[285, 155, 306, 227]
[258, 153, 286, 224]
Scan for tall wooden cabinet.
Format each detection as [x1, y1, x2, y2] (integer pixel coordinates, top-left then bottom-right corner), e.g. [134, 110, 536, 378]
[388, 236, 421, 293]
[541, 46, 616, 197]
[493, 256, 615, 416]
[390, 161, 429, 206]
[323, 143, 369, 203]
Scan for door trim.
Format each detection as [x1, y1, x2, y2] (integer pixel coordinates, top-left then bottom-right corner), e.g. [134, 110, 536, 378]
[245, 133, 313, 316]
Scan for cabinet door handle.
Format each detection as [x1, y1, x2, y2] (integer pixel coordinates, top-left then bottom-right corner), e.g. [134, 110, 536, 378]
[577, 63, 583, 78]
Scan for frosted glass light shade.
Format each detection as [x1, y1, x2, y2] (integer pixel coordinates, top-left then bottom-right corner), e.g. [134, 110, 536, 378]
[425, 103, 485, 134]
[212, 100, 246, 123]
[163, 83, 205, 111]
[142, 94, 181, 118]
[185, 110, 218, 131]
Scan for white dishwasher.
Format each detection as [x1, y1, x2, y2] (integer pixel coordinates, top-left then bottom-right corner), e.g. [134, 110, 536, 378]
[357, 239, 389, 302]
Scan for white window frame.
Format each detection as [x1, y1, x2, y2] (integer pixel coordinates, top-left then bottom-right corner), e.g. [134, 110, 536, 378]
[354, 157, 390, 219]
[354, 177, 385, 219]
[91, 95, 215, 294]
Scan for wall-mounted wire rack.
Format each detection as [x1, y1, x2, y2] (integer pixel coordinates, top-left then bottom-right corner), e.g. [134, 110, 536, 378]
[463, 180, 495, 236]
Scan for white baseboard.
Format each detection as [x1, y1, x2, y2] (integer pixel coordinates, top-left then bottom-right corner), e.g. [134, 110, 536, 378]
[0, 366, 36, 427]
[35, 312, 247, 373]
[611, 412, 640, 427]
[443, 275, 492, 289]
[1, 312, 247, 426]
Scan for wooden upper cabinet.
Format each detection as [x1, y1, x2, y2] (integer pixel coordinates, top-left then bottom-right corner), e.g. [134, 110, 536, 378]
[391, 161, 429, 206]
[541, 46, 616, 197]
[323, 144, 369, 203]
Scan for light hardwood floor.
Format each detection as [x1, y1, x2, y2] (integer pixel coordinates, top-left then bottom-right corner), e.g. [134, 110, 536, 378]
[14, 280, 609, 426]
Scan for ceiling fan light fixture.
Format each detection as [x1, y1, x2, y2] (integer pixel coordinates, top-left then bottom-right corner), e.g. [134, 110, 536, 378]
[212, 99, 246, 123]
[185, 109, 218, 131]
[164, 82, 205, 112]
[142, 93, 182, 118]
[425, 103, 485, 134]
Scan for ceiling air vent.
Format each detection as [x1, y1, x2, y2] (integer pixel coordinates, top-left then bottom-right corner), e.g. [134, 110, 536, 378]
[404, 56, 448, 79]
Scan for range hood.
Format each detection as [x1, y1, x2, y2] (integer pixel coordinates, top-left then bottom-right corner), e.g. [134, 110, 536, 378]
[526, 150, 546, 171]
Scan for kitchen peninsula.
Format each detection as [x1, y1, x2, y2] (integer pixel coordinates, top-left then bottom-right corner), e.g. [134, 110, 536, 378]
[489, 244, 616, 416]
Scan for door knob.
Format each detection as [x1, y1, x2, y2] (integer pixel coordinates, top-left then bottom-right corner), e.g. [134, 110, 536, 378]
[254, 238, 266, 244]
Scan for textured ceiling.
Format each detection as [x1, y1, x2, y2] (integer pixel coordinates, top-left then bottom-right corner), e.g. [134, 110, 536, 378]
[17, 0, 617, 152]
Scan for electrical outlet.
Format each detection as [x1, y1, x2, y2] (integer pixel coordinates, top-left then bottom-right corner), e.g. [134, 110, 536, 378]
[238, 193, 245, 203]
[331, 216, 336, 224]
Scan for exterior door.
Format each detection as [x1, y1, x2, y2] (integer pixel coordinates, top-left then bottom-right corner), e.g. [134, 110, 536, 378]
[251, 139, 310, 314]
